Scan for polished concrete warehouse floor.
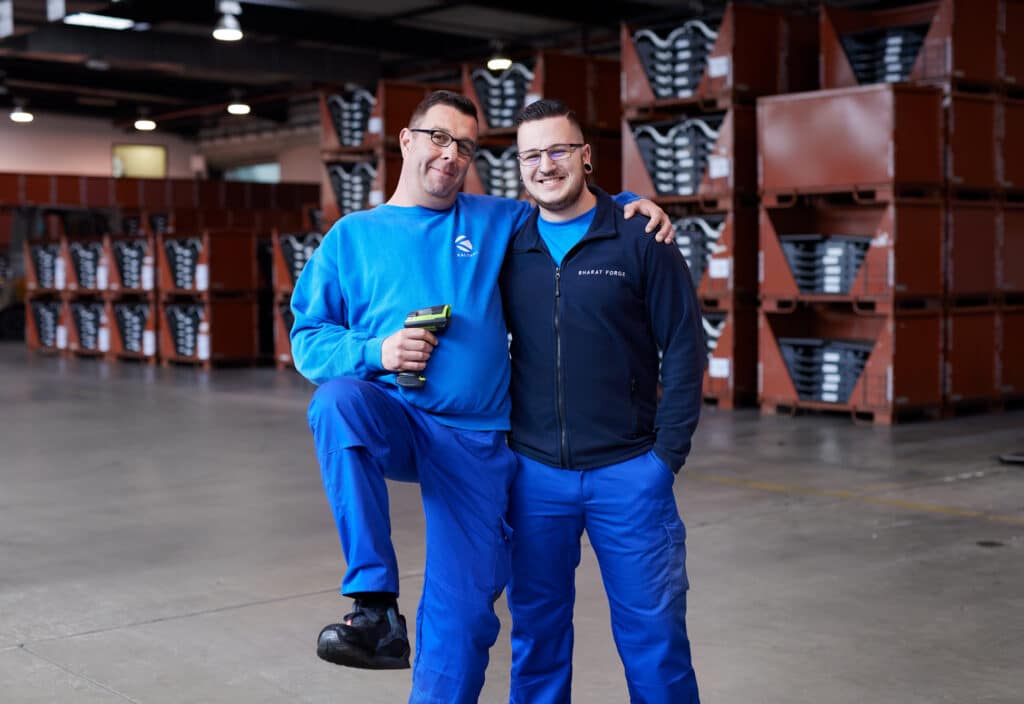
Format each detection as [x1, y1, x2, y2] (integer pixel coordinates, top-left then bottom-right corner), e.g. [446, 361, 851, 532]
[2, 341, 1022, 703]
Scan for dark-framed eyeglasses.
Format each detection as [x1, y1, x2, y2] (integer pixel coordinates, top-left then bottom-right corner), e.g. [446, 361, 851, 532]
[516, 143, 585, 167]
[409, 128, 477, 158]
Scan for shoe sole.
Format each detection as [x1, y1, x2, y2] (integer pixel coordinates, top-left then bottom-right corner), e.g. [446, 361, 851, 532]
[317, 641, 410, 670]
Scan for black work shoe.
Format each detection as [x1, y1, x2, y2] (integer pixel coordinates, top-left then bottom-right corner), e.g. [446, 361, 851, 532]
[316, 602, 411, 670]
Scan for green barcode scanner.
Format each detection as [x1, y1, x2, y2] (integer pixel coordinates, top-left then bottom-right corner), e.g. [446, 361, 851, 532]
[396, 304, 451, 389]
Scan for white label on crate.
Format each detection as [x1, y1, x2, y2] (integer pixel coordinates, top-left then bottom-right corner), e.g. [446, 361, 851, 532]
[195, 264, 209, 291]
[55, 257, 66, 290]
[197, 332, 211, 361]
[97, 264, 108, 290]
[708, 155, 730, 180]
[708, 55, 730, 78]
[709, 258, 730, 279]
[142, 258, 154, 290]
[822, 363, 839, 374]
[822, 392, 839, 403]
[369, 190, 384, 206]
[99, 328, 110, 353]
[57, 325, 67, 350]
[824, 265, 842, 276]
[824, 373, 842, 384]
[824, 351, 840, 363]
[368, 116, 382, 134]
[709, 357, 731, 379]
[825, 246, 845, 257]
[144, 331, 156, 357]
[524, 93, 541, 107]
[823, 381, 839, 393]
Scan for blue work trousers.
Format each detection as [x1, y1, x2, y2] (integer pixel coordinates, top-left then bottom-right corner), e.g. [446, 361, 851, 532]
[307, 377, 516, 704]
[507, 451, 699, 704]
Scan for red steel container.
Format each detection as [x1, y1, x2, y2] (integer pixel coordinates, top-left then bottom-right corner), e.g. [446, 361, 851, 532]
[760, 198, 943, 307]
[759, 305, 944, 422]
[945, 308, 999, 402]
[758, 84, 943, 198]
[946, 201, 998, 299]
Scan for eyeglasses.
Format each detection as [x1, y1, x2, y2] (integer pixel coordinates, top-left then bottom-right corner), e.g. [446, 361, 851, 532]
[516, 143, 585, 167]
[409, 128, 477, 158]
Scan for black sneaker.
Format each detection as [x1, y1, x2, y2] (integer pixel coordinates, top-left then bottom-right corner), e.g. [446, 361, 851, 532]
[316, 601, 411, 670]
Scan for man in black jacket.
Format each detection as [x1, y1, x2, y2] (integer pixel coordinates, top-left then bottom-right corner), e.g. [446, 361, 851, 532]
[500, 99, 704, 704]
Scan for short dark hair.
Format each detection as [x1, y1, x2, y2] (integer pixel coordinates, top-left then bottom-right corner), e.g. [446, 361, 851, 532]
[409, 90, 478, 126]
[513, 98, 582, 133]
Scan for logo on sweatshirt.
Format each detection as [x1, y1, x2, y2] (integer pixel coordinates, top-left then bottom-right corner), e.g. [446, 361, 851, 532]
[455, 234, 477, 258]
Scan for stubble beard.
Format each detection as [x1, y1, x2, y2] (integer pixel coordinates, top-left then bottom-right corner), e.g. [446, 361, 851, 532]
[530, 174, 584, 213]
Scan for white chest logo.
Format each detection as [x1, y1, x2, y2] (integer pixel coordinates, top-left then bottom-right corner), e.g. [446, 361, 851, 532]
[455, 234, 478, 257]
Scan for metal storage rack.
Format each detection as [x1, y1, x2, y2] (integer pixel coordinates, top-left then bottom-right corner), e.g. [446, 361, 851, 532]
[623, 2, 816, 409]
[270, 230, 323, 369]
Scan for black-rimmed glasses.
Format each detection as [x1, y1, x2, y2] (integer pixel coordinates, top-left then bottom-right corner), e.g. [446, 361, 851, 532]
[516, 143, 584, 167]
[409, 128, 477, 158]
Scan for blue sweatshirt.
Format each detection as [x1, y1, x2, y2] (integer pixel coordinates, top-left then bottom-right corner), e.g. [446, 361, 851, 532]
[290, 193, 533, 430]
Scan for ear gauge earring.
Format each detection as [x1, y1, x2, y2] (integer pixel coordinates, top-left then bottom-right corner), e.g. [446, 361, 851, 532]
[584, 163, 593, 173]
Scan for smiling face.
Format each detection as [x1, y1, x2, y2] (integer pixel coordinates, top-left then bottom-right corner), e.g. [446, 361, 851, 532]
[397, 104, 478, 208]
[516, 115, 594, 220]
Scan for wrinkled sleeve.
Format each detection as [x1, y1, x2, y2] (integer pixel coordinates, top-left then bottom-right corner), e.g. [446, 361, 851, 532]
[289, 226, 386, 385]
[645, 239, 705, 472]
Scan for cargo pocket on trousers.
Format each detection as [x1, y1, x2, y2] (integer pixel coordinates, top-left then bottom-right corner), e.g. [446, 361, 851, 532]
[664, 520, 690, 592]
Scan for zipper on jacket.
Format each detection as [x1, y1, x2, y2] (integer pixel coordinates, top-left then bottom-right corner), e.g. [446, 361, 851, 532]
[554, 267, 569, 466]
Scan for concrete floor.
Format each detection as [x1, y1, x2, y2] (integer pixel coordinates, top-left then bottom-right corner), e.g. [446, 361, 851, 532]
[1, 341, 1022, 704]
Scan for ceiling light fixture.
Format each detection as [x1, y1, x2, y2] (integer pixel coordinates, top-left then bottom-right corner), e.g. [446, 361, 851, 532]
[227, 88, 250, 115]
[212, 1, 243, 42]
[10, 100, 34, 123]
[487, 42, 512, 72]
[63, 12, 135, 31]
[134, 108, 156, 131]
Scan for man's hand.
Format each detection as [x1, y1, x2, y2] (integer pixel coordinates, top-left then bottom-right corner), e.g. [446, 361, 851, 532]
[381, 327, 438, 372]
[623, 198, 676, 243]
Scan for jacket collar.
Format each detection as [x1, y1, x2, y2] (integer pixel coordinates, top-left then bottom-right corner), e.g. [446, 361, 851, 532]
[513, 186, 620, 253]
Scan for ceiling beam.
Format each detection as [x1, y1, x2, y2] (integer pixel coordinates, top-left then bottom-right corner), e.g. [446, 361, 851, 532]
[0, 23, 381, 85]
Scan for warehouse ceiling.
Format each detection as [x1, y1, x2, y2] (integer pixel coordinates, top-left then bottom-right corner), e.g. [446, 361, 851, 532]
[0, 0, 912, 136]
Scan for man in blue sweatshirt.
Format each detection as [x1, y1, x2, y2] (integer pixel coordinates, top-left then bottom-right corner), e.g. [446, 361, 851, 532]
[289, 90, 673, 703]
[500, 99, 705, 703]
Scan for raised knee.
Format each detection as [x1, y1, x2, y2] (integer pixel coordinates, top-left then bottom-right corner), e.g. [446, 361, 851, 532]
[310, 377, 371, 419]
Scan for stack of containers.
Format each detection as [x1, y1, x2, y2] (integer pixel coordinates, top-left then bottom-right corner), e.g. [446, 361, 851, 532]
[25, 212, 114, 358]
[621, 3, 817, 408]
[462, 50, 623, 197]
[319, 81, 452, 227]
[757, 0, 1017, 422]
[104, 212, 163, 364]
[270, 229, 322, 368]
[155, 226, 260, 370]
[23, 214, 70, 355]
[997, 0, 1024, 406]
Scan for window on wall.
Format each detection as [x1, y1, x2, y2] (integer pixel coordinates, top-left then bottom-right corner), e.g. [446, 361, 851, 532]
[224, 162, 280, 183]
[112, 144, 167, 178]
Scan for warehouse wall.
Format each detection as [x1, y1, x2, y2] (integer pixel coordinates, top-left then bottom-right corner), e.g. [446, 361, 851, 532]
[0, 111, 197, 178]
[277, 142, 322, 183]
[198, 126, 322, 184]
